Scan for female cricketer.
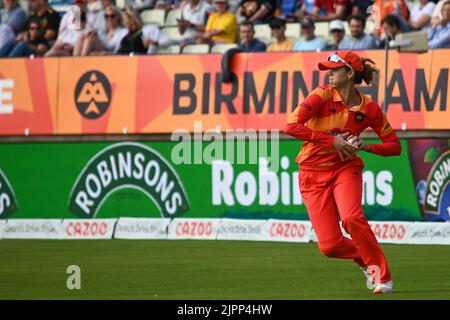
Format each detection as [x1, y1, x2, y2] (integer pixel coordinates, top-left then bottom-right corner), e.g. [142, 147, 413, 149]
[285, 51, 401, 294]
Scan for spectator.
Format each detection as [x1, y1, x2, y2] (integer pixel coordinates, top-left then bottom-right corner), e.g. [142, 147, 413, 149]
[236, 0, 277, 23]
[374, 0, 410, 22]
[86, 0, 115, 32]
[350, 0, 372, 17]
[6, 18, 49, 57]
[73, 4, 127, 55]
[238, 20, 266, 51]
[292, 18, 325, 51]
[0, 0, 27, 53]
[431, 0, 450, 27]
[178, 0, 213, 46]
[338, 14, 377, 49]
[27, 0, 61, 42]
[428, 0, 450, 48]
[117, 6, 147, 54]
[408, 0, 436, 30]
[306, 0, 349, 22]
[325, 19, 345, 50]
[58, 0, 88, 35]
[200, 0, 237, 45]
[266, 17, 294, 51]
[380, 13, 403, 47]
[278, 0, 302, 22]
[45, 11, 87, 56]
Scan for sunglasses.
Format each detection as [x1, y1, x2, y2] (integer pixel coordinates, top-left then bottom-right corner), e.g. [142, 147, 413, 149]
[328, 53, 353, 71]
[104, 14, 117, 19]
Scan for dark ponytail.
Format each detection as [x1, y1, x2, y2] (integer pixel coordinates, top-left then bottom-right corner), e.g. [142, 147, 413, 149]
[354, 57, 377, 85]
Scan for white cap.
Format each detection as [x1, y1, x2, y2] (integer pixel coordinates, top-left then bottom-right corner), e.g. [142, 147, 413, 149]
[329, 20, 345, 31]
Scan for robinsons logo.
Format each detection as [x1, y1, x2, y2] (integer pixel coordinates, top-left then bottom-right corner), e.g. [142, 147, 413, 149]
[0, 169, 17, 218]
[68, 142, 190, 218]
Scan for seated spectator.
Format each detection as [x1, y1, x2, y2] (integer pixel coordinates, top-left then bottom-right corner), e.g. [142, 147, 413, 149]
[431, 0, 450, 27]
[117, 6, 163, 54]
[86, 0, 115, 32]
[45, 11, 87, 56]
[306, 0, 349, 22]
[373, 0, 410, 37]
[325, 19, 345, 50]
[178, 0, 213, 46]
[5, 18, 49, 57]
[428, 1, 450, 48]
[350, 0, 372, 17]
[238, 20, 266, 51]
[338, 14, 376, 49]
[292, 18, 325, 51]
[200, 0, 237, 45]
[266, 18, 294, 51]
[408, 0, 435, 30]
[379, 13, 404, 47]
[0, 0, 27, 53]
[236, 0, 277, 24]
[73, 5, 127, 55]
[26, 0, 61, 42]
[278, 0, 302, 22]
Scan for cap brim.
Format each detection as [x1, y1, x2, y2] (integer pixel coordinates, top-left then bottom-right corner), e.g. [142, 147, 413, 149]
[318, 61, 345, 71]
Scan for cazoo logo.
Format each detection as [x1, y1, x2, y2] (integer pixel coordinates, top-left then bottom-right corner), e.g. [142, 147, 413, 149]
[68, 142, 190, 218]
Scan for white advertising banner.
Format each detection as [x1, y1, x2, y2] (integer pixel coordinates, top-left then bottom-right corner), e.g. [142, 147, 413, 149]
[217, 218, 268, 241]
[114, 218, 171, 239]
[62, 219, 117, 239]
[406, 222, 450, 245]
[264, 219, 312, 243]
[369, 221, 413, 244]
[3, 219, 64, 239]
[168, 218, 220, 240]
[0, 220, 6, 239]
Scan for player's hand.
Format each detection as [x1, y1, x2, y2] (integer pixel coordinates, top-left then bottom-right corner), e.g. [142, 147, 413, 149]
[352, 137, 371, 152]
[333, 132, 358, 160]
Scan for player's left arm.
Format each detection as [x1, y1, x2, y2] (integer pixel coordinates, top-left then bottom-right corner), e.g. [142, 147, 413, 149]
[360, 104, 402, 156]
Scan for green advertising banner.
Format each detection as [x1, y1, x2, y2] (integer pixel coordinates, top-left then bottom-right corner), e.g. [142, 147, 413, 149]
[0, 138, 443, 221]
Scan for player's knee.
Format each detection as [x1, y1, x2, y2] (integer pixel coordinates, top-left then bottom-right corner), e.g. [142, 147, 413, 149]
[318, 242, 341, 258]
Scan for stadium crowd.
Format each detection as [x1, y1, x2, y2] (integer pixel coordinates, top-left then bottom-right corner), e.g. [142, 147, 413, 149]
[0, 0, 449, 57]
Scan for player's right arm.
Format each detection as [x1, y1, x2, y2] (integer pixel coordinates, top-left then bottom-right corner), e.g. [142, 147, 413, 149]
[284, 87, 335, 148]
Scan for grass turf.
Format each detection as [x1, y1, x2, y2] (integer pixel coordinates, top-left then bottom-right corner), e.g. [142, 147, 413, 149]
[0, 240, 449, 299]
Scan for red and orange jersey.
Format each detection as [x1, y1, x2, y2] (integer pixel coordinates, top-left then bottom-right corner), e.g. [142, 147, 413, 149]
[285, 85, 401, 171]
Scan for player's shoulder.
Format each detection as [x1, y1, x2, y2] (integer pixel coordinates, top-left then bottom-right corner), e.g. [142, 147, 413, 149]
[309, 85, 333, 101]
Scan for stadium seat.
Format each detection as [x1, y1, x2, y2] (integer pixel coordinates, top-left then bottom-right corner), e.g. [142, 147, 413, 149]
[314, 22, 330, 39]
[157, 45, 181, 54]
[342, 21, 350, 37]
[210, 43, 238, 54]
[141, 9, 166, 26]
[254, 24, 271, 40]
[160, 26, 183, 42]
[116, 0, 126, 9]
[165, 9, 181, 27]
[19, 0, 29, 13]
[285, 23, 300, 39]
[182, 44, 210, 54]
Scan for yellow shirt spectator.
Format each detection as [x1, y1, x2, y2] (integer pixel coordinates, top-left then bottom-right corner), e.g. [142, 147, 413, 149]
[205, 10, 238, 44]
[267, 39, 295, 52]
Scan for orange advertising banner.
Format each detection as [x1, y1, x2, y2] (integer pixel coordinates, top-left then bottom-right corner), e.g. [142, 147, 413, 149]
[0, 50, 449, 136]
[0, 58, 58, 135]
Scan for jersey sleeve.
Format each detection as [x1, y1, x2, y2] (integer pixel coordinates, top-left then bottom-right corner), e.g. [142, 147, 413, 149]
[284, 87, 335, 148]
[367, 103, 402, 156]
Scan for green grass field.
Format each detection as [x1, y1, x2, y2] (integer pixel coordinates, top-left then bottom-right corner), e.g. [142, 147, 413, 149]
[0, 240, 449, 300]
